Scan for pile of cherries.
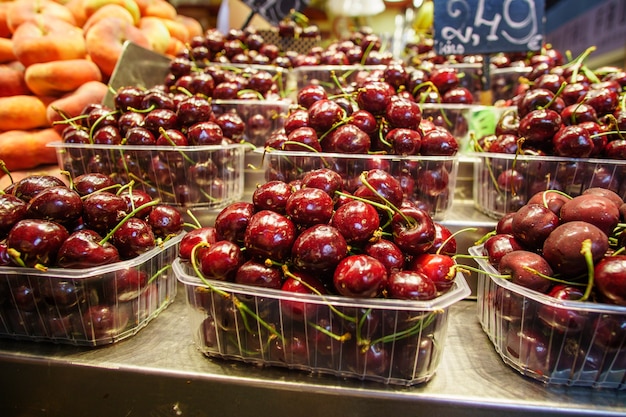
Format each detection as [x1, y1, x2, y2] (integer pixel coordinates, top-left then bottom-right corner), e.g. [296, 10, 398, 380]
[477, 187, 626, 379]
[179, 167, 462, 378]
[0, 172, 184, 342]
[473, 49, 626, 213]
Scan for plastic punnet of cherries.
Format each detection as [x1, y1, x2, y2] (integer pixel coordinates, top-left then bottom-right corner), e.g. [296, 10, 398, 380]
[0, 171, 184, 270]
[178, 167, 465, 358]
[478, 186, 626, 307]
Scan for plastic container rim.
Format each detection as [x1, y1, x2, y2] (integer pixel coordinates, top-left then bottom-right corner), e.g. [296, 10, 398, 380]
[47, 141, 249, 152]
[255, 147, 460, 162]
[0, 233, 184, 279]
[467, 151, 626, 166]
[174, 258, 470, 311]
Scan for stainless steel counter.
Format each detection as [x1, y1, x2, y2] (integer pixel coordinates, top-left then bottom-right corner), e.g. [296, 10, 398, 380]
[1, 295, 625, 417]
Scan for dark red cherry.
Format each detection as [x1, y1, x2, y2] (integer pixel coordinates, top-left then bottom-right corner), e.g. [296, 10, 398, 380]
[244, 210, 296, 262]
[7, 219, 69, 267]
[291, 224, 348, 272]
[333, 254, 388, 298]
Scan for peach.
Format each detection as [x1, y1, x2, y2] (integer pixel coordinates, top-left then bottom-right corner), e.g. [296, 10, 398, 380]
[0, 62, 31, 97]
[0, 95, 53, 132]
[0, 128, 62, 172]
[12, 16, 86, 67]
[25, 59, 103, 97]
[164, 37, 185, 57]
[177, 15, 204, 39]
[139, 0, 177, 20]
[85, 16, 151, 77]
[6, 0, 77, 34]
[82, 0, 141, 25]
[47, 80, 108, 133]
[0, 3, 11, 38]
[83, 3, 135, 33]
[138, 16, 171, 54]
[63, 0, 89, 27]
[160, 17, 190, 44]
[0, 37, 15, 63]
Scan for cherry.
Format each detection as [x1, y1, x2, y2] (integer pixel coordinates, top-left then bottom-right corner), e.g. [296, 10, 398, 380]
[82, 304, 129, 340]
[552, 124, 594, 158]
[12, 175, 65, 202]
[0, 193, 27, 237]
[178, 226, 217, 261]
[364, 238, 405, 275]
[7, 219, 69, 267]
[82, 191, 127, 234]
[147, 205, 183, 238]
[482, 233, 524, 267]
[301, 168, 343, 196]
[385, 128, 421, 155]
[420, 127, 458, 156]
[429, 223, 457, 256]
[280, 270, 327, 321]
[297, 84, 327, 108]
[537, 284, 587, 333]
[244, 210, 296, 262]
[119, 189, 153, 219]
[111, 217, 156, 260]
[252, 180, 293, 213]
[385, 97, 421, 129]
[285, 187, 334, 227]
[594, 255, 626, 306]
[215, 112, 245, 141]
[498, 250, 553, 293]
[505, 325, 554, 376]
[409, 253, 457, 293]
[57, 229, 120, 268]
[356, 81, 394, 115]
[72, 173, 116, 197]
[284, 126, 321, 152]
[526, 190, 570, 215]
[26, 186, 83, 226]
[353, 169, 404, 209]
[214, 201, 255, 243]
[387, 270, 437, 300]
[542, 221, 609, 277]
[323, 123, 371, 154]
[186, 121, 223, 146]
[391, 206, 436, 256]
[235, 260, 282, 289]
[307, 99, 345, 134]
[518, 108, 562, 147]
[333, 254, 387, 298]
[104, 267, 149, 303]
[199, 240, 243, 281]
[510, 203, 560, 250]
[559, 194, 620, 236]
[331, 200, 380, 243]
[291, 224, 348, 272]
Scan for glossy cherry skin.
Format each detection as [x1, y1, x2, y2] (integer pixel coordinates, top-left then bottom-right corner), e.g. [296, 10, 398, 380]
[307, 99, 345, 134]
[235, 260, 282, 289]
[199, 240, 243, 281]
[594, 255, 626, 306]
[280, 270, 328, 321]
[387, 270, 437, 300]
[12, 175, 66, 202]
[178, 227, 218, 261]
[72, 173, 116, 197]
[57, 229, 120, 268]
[552, 124, 594, 158]
[333, 254, 388, 298]
[286, 187, 334, 227]
[559, 194, 620, 236]
[112, 218, 156, 259]
[26, 186, 83, 226]
[409, 253, 456, 293]
[510, 203, 560, 250]
[353, 169, 404, 209]
[498, 250, 553, 293]
[82, 192, 128, 234]
[392, 206, 436, 256]
[482, 233, 524, 267]
[537, 284, 587, 333]
[252, 180, 293, 213]
[0, 193, 27, 237]
[244, 210, 296, 262]
[147, 205, 183, 238]
[7, 219, 69, 267]
[322, 123, 371, 153]
[291, 224, 348, 272]
[542, 221, 609, 277]
[364, 238, 405, 275]
[331, 200, 380, 243]
[301, 168, 344, 196]
[214, 201, 255, 243]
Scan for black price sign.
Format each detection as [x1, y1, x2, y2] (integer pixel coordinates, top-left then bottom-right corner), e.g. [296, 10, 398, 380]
[433, 0, 545, 55]
[241, 0, 310, 26]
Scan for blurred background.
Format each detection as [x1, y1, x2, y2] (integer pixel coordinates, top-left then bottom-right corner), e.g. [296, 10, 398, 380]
[169, 0, 626, 68]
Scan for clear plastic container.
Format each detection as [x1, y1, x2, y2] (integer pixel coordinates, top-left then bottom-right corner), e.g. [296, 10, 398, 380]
[0, 233, 183, 346]
[470, 244, 626, 389]
[174, 258, 471, 386]
[471, 152, 626, 219]
[258, 149, 459, 220]
[50, 142, 246, 209]
[288, 65, 386, 96]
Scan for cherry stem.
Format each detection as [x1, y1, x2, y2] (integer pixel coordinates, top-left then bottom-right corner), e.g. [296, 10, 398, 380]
[368, 312, 437, 348]
[157, 127, 196, 165]
[186, 209, 202, 229]
[580, 239, 595, 301]
[99, 199, 161, 245]
[358, 171, 413, 226]
[189, 243, 283, 342]
[147, 264, 172, 285]
[436, 227, 477, 255]
[88, 109, 120, 143]
[0, 160, 13, 184]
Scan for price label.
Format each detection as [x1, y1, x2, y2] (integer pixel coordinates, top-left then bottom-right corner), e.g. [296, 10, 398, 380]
[433, 0, 545, 55]
[241, 0, 310, 25]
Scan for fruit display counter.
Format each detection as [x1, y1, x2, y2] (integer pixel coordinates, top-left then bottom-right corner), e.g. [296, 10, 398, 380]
[1, 289, 625, 417]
